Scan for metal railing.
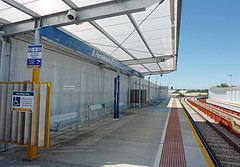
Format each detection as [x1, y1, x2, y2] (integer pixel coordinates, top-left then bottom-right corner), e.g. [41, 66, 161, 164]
[87, 103, 110, 126]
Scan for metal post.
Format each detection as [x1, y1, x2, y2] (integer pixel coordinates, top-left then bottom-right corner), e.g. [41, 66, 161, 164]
[227, 74, 233, 101]
[32, 29, 41, 82]
[28, 29, 41, 160]
[159, 74, 162, 101]
[0, 37, 6, 81]
[116, 74, 120, 119]
[230, 75, 233, 101]
[114, 77, 117, 119]
[134, 81, 136, 108]
[148, 76, 150, 104]
[138, 78, 141, 108]
[128, 76, 130, 108]
[87, 106, 90, 127]
[155, 80, 157, 101]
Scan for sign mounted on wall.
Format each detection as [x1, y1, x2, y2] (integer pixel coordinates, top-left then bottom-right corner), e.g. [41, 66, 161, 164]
[27, 44, 43, 68]
[12, 91, 34, 112]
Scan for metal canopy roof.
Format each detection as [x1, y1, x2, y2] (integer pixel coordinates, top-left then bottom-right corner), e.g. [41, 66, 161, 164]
[0, 0, 182, 76]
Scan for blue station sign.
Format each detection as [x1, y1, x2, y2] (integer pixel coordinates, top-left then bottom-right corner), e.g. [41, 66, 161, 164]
[27, 44, 43, 68]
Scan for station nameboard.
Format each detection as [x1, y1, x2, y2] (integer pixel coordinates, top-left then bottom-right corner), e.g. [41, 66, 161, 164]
[12, 91, 34, 112]
[27, 44, 43, 68]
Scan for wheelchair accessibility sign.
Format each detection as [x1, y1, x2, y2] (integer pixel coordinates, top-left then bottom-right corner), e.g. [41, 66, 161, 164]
[12, 91, 34, 112]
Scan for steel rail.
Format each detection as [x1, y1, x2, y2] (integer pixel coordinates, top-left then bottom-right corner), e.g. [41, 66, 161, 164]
[180, 98, 221, 167]
[182, 98, 240, 167]
[194, 99, 240, 121]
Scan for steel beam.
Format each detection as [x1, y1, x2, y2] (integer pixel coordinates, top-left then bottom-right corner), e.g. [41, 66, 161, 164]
[62, 0, 151, 73]
[121, 55, 173, 65]
[175, 0, 182, 70]
[39, 26, 144, 78]
[127, 14, 155, 58]
[63, 0, 150, 73]
[89, 20, 151, 73]
[127, 13, 164, 72]
[143, 70, 175, 76]
[2, 0, 161, 36]
[89, 21, 137, 59]
[62, 0, 78, 9]
[141, 64, 151, 72]
[2, 0, 40, 17]
[169, 0, 175, 48]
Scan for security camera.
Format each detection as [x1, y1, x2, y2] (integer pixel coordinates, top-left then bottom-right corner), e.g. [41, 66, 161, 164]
[67, 9, 78, 20]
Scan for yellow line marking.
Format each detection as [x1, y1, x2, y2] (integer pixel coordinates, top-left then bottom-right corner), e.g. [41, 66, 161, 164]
[181, 101, 215, 167]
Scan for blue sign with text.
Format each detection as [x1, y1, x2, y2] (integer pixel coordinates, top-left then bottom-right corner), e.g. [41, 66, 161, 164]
[27, 44, 43, 68]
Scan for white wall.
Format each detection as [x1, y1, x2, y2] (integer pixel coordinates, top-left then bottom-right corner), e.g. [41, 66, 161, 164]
[3, 36, 168, 124]
[208, 87, 240, 103]
[9, 37, 129, 121]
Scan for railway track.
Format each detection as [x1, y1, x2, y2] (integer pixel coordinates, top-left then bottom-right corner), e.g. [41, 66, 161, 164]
[191, 98, 240, 121]
[181, 98, 240, 167]
[187, 98, 240, 136]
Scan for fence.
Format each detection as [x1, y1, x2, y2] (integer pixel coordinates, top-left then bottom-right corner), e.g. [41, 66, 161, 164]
[0, 82, 52, 148]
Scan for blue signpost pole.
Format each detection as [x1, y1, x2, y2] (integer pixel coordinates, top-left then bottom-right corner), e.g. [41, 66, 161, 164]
[114, 77, 117, 119]
[116, 74, 120, 119]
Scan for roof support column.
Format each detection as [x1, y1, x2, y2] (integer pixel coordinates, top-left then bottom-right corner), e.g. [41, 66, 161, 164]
[116, 74, 120, 119]
[28, 28, 41, 160]
[148, 76, 150, 104]
[31, 29, 41, 82]
[128, 75, 131, 108]
[155, 80, 157, 101]
[138, 78, 141, 108]
[113, 73, 120, 120]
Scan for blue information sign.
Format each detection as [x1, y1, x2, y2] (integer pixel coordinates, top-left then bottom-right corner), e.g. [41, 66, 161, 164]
[27, 44, 43, 68]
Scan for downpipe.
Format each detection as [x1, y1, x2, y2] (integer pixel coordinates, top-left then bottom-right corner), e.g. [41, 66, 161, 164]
[0, 31, 12, 82]
[0, 31, 6, 81]
[0, 31, 9, 151]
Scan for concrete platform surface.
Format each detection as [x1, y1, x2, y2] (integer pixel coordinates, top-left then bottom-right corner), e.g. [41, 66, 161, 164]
[0, 99, 210, 167]
[0, 106, 168, 167]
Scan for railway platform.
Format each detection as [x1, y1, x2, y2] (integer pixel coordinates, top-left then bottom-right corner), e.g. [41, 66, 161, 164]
[0, 99, 210, 167]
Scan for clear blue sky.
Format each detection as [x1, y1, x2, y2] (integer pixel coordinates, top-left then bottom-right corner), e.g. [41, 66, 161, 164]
[149, 0, 240, 89]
